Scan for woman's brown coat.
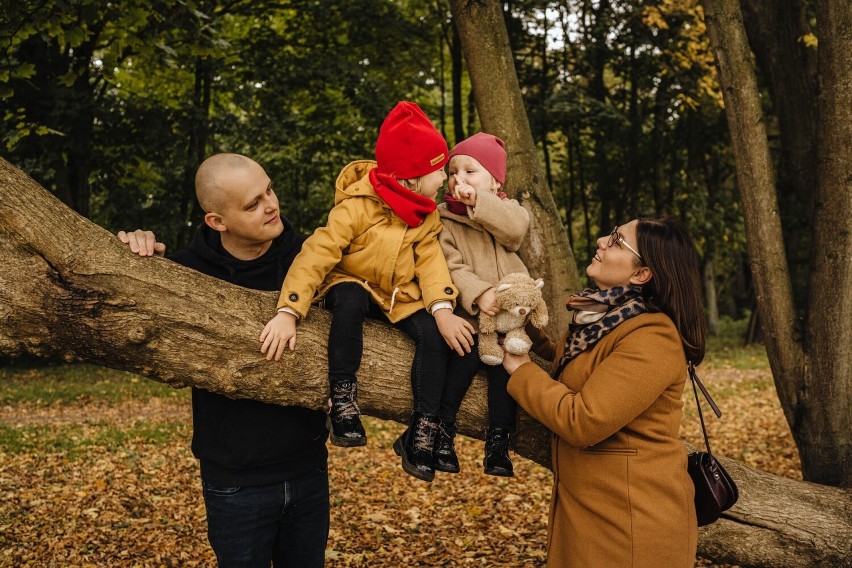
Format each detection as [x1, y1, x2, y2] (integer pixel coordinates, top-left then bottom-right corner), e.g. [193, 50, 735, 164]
[508, 312, 697, 567]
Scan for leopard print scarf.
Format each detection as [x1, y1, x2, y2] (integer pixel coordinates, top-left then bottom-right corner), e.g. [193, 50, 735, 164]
[554, 285, 647, 376]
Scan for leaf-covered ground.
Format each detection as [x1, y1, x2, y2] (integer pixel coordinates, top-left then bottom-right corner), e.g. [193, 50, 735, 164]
[0, 359, 799, 567]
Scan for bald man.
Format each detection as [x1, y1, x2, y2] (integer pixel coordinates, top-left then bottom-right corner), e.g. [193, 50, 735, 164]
[119, 154, 329, 567]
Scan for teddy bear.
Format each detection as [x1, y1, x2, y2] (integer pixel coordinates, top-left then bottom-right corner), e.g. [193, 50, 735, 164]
[478, 272, 549, 366]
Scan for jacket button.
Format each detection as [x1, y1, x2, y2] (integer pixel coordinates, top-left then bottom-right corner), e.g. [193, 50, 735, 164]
[289, 293, 299, 302]
[444, 287, 454, 295]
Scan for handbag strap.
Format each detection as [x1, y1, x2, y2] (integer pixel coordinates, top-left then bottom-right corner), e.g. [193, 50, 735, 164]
[689, 361, 722, 455]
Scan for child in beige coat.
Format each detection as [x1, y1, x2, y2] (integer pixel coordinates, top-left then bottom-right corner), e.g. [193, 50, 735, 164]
[435, 133, 534, 476]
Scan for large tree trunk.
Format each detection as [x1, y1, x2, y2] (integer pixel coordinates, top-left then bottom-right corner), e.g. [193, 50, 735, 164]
[804, 0, 852, 487]
[449, 0, 581, 339]
[702, 0, 852, 487]
[2, 158, 851, 566]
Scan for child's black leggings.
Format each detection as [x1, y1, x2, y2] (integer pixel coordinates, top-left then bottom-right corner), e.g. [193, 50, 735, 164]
[325, 282, 449, 416]
[439, 337, 518, 431]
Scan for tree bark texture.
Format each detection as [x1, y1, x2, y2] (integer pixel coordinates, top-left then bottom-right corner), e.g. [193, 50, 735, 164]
[739, 0, 818, 215]
[703, 0, 852, 487]
[804, 0, 852, 487]
[700, 0, 804, 455]
[2, 157, 851, 566]
[449, 0, 582, 340]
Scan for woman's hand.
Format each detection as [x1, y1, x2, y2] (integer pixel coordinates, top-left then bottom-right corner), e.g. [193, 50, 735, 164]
[502, 352, 531, 374]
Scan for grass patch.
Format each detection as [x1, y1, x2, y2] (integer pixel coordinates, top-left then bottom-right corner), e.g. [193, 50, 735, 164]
[0, 421, 190, 456]
[0, 363, 187, 406]
[704, 316, 769, 370]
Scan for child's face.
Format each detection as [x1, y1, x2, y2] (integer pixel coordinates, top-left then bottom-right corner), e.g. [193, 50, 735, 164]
[448, 155, 501, 195]
[416, 167, 448, 202]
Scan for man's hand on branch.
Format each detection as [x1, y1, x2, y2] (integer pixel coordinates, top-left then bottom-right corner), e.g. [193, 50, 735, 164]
[118, 230, 166, 257]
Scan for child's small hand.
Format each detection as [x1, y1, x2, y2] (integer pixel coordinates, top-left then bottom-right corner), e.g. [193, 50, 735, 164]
[434, 309, 476, 356]
[474, 287, 499, 316]
[452, 178, 477, 207]
[260, 311, 298, 361]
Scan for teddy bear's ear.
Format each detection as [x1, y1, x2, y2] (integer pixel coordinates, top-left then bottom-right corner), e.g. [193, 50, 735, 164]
[534, 278, 544, 289]
[496, 283, 513, 292]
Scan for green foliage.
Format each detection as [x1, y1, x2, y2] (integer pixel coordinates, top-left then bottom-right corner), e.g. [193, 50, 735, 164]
[2, 0, 448, 247]
[2, 0, 750, 316]
[0, 364, 186, 406]
[704, 315, 769, 370]
[501, 1, 749, 317]
[0, 421, 189, 455]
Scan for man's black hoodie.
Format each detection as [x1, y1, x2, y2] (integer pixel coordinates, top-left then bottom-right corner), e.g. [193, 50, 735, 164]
[171, 216, 328, 486]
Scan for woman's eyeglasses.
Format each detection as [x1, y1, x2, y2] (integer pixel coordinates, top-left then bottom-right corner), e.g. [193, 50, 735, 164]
[608, 226, 643, 261]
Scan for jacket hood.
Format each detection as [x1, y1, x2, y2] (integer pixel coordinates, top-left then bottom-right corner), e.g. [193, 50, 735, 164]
[334, 160, 382, 205]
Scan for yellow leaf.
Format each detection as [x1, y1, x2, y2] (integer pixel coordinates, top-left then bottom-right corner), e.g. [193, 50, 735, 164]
[798, 33, 818, 48]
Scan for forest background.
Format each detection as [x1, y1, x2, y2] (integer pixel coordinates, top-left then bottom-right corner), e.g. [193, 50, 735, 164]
[2, 0, 851, 566]
[1, 0, 752, 329]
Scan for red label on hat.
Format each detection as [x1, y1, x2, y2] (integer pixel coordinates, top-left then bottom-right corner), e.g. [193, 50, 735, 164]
[429, 153, 446, 166]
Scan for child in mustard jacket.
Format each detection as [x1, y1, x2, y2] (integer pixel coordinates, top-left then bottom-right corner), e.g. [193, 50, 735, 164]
[260, 101, 475, 482]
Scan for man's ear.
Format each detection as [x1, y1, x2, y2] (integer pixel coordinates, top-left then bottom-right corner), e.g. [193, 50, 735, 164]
[629, 266, 653, 286]
[205, 211, 226, 232]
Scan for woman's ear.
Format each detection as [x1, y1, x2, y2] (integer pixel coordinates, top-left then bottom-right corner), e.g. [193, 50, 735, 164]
[629, 266, 653, 286]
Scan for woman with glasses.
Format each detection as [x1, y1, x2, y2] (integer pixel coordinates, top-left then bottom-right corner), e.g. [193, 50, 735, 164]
[503, 216, 703, 567]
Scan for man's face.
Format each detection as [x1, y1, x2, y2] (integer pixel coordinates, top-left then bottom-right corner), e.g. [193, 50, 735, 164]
[215, 161, 283, 244]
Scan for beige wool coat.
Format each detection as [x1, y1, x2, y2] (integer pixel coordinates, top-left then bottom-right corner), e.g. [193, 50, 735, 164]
[508, 312, 698, 567]
[437, 190, 530, 323]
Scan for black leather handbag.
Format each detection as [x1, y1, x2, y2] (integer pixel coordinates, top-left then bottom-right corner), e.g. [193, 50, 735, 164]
[687, 362, 739, 526]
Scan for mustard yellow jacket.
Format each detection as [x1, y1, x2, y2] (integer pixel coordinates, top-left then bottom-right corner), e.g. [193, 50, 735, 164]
[276, 160, 457, 323]
[508, 312, 697, 567]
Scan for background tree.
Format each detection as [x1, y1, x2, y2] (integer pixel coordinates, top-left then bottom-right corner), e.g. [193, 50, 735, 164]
[701, 0, 852, 487]
[450, 0, 582, 335]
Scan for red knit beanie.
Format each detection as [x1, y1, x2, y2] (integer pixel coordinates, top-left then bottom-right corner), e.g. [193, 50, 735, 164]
[375, 101, 449, 179]
[448, 132, 507, 185]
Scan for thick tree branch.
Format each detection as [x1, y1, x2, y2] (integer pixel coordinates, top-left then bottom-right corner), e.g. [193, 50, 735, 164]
[1, 157, 850, 566]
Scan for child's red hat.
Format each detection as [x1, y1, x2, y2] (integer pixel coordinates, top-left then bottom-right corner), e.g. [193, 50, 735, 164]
[375, 102, 448, 179]
[449, 132, 507, 185]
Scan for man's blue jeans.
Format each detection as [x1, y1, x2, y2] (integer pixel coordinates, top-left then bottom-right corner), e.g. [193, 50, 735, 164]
[202, 467, 329, 567]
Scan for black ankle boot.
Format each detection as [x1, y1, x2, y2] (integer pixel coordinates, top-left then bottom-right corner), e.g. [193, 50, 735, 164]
[484, 427, 514, 477]
[392, 412, 438, 482]
[329, 381, 367, 447]
[434, 419, 460, 473]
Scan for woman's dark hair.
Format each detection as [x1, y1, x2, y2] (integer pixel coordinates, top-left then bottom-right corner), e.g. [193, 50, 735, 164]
[635, 215, 706, 364]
